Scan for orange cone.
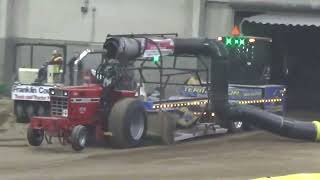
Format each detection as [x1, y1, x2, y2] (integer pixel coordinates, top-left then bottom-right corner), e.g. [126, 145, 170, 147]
[231, 26, 241, 36]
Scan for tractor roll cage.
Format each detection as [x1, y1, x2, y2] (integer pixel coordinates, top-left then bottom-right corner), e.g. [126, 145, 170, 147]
[74, 33, 211, 102]
[132, 55, 209, 100]
[106, 33, 211, 101]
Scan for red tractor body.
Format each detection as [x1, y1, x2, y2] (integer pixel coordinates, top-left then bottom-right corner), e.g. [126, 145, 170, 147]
[30, 84, 102, 136]
[27, 34, 180, 151]
[28, 84, 138, 150]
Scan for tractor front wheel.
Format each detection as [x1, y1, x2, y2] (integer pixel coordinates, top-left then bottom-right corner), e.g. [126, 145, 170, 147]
[71, 125, 88, 151]
[108, 98, 147, 148]
[27, 127, 44, 146]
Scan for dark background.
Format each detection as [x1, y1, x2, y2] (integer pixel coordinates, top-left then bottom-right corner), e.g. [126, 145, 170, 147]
[242, 22, 320, 110]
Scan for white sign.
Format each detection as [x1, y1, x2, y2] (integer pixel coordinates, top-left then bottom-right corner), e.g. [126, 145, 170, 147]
[11, 85, 51, 101]
[142, 39, 174, 58]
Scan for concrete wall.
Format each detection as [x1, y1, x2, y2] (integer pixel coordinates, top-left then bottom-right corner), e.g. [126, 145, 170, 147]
[0, 0, 8, 38]
[0, 0, 9, 83]
[205, 2, 234, 38]
[0, 0, 16, 84]
[13, 0, 193, 42]
[1, 0, 233, 89]
[8, 0, 196, 86]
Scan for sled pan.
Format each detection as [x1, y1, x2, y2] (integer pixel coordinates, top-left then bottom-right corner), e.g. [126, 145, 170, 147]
[146, 112, 227, 144]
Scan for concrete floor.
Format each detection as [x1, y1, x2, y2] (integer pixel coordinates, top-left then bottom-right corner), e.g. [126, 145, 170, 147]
[1, 131, 320, 180]
[0, 99, 320, 180]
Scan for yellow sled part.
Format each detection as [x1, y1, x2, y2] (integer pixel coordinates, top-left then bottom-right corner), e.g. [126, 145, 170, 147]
[253, 173, 320, 180]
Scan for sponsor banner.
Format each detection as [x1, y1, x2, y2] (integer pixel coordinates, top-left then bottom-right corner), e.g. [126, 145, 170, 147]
[178, 86, 263, 100]
[228, 87, 263, 100]
[178, 86, 207, 98]
[11, 85, 51, 101]
[142, 39, 174, 58]
[264, 85, 286, 99]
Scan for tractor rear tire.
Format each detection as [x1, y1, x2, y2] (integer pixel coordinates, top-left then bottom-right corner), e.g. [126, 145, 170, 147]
[27, 127, 44, 146]
[71, 125, 88, 151]
[108, 98, 147, 148]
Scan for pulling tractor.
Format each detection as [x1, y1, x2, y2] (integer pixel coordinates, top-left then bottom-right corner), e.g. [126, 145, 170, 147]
[27, 33, 287, 151]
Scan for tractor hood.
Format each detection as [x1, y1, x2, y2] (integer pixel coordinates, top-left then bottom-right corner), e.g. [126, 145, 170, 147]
[50, 84, 103, 98]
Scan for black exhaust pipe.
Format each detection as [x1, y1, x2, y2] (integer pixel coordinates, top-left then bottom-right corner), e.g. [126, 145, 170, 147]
[228, 105, 320, 141]
[173, 38, 229, 115]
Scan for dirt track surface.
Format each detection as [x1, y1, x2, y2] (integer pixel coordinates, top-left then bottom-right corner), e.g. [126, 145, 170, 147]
[1, 99, 320, 180]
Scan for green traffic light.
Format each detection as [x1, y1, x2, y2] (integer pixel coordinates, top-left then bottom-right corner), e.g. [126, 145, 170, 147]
[225, 37, 232, 46]
[152, 56, 160, 63]
[224, 36, 246, 47]
[239, 39, 245, 46]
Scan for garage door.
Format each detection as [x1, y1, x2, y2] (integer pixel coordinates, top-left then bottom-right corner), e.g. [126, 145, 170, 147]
[240, 13, 320, 110]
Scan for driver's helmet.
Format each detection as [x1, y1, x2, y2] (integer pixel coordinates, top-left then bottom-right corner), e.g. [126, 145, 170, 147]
[52, 50, 58, 55]
[50, 50, 63, 65]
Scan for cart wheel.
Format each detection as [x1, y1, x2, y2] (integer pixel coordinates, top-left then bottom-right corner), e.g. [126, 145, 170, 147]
[25, 103, 36, 120]
[27, 127, 44, 146]
[37, 103, 50, 116]
[14, 101, 27, 123]
[71, 125, 88, 151]
[108, 98, 147, 148]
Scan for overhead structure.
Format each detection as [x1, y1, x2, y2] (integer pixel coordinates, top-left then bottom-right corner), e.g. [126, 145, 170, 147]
[241, 13, 320, 28]
[208, 0, 320, 12]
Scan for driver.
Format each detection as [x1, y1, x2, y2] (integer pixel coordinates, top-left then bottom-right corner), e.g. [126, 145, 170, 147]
[35, 50, 63, 84]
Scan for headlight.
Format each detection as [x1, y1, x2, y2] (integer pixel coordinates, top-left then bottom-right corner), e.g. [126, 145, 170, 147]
[50, 89, 55, 95]
[62, 109, 68, 117]
[63, 91, 68, 96]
